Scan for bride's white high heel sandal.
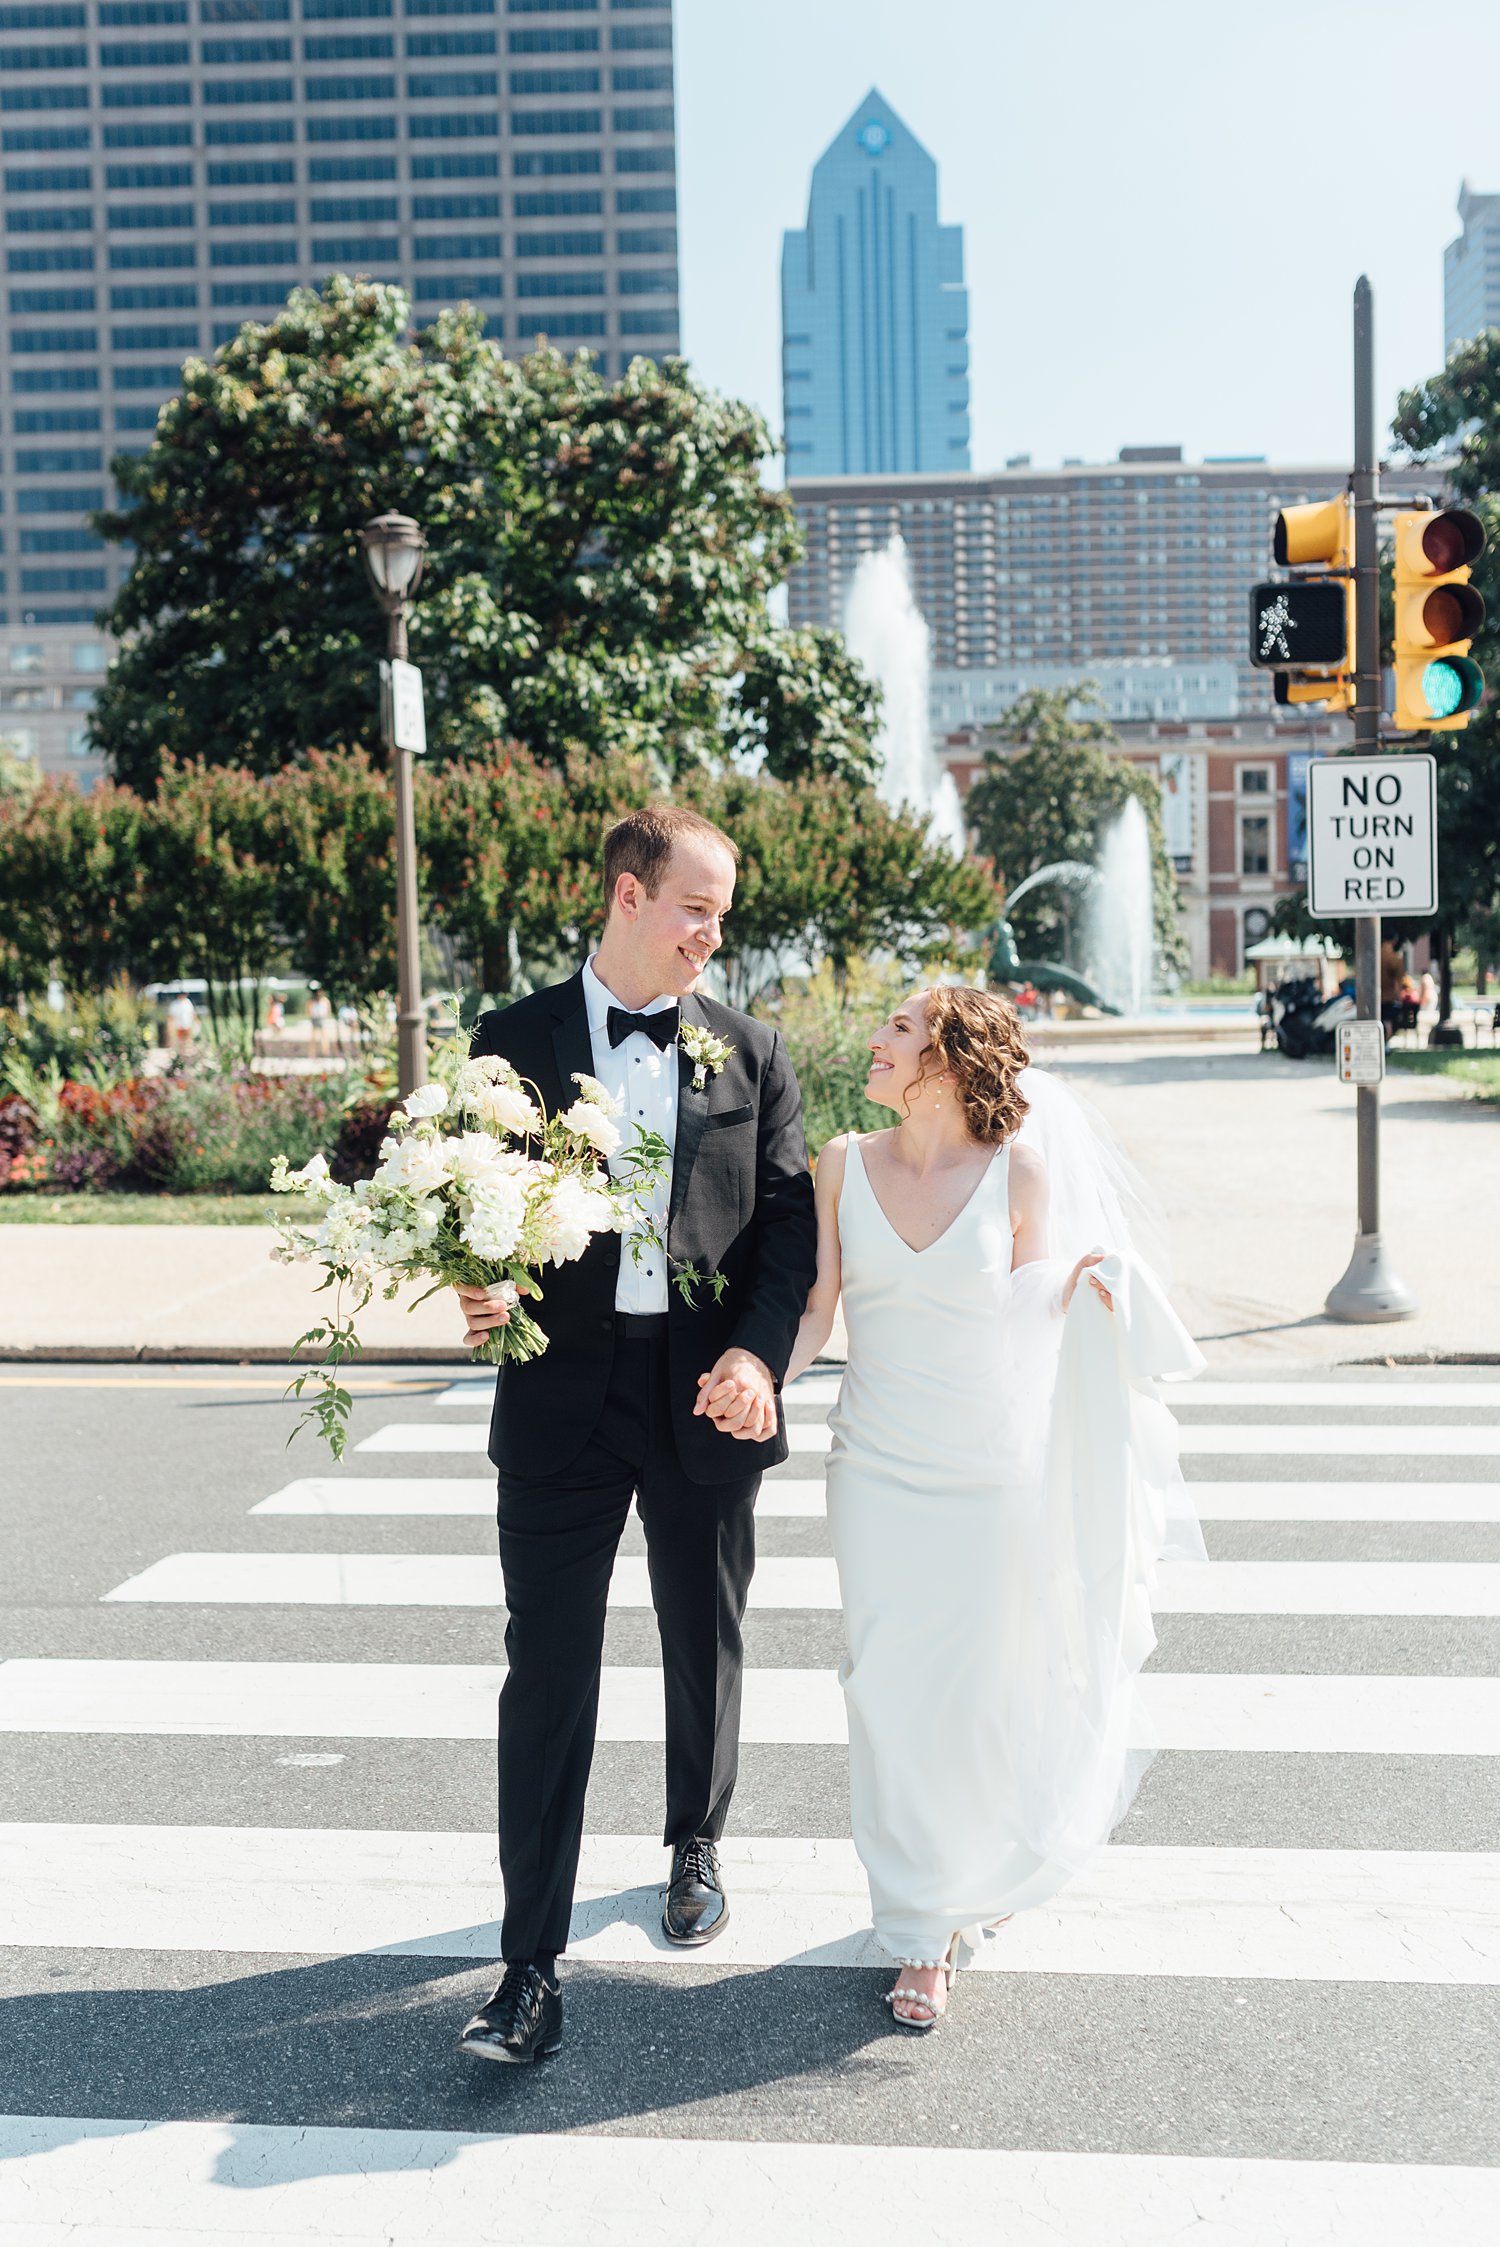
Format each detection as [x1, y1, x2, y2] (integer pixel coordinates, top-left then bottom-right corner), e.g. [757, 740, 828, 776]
[883, 1933, 961, 2032]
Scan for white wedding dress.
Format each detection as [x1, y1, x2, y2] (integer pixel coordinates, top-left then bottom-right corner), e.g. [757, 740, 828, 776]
[826, 1075, 1204, 1966]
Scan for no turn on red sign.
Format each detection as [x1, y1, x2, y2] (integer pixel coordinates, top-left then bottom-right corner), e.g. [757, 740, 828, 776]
[1306, 753, 1437, 917]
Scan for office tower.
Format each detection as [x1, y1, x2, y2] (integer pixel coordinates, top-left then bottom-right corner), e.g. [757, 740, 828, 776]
[781, 87, 968, 478]
[787, 448, 1433, 714]
[1444, 181, 1500, 357]
[0, 0, 678, 779]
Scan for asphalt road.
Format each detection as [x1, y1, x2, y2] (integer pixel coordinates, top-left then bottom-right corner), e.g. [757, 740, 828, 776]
[1, 1363, 1498, 2242]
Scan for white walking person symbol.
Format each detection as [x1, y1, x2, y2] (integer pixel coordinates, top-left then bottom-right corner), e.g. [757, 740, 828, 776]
[1258, 591, 1297, 662]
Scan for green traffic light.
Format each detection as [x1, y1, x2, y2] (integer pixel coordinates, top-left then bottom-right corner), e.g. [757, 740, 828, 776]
[1423, 659, 1464, 718]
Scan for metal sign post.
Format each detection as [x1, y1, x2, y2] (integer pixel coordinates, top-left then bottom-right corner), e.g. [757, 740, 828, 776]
[1315, 277, 1418, 1322]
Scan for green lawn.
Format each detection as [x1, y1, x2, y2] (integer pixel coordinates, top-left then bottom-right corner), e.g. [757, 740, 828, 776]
[1388, 1049, 1500, 1104]
[0, 1192, 318, 1225]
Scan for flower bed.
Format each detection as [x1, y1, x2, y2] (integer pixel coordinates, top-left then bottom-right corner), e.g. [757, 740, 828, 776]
[0, 1060, 390, 1197]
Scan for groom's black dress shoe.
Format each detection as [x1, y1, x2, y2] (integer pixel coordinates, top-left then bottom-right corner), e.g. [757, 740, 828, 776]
[662, 1835, 730, 1946]
[458, 1961, 562, 2064]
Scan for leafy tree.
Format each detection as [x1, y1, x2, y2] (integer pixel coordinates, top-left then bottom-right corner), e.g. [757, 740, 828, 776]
[961, 687, 1186, 972]
[0, 777, 159, 1001]
[1390, 337, 1500, 1013]
[91, 278, 879, 793]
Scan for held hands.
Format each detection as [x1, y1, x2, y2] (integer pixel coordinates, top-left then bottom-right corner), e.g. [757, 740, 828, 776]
[453, 1281, 513, 1351]
[1062, 1250, 1115, 1315]
[694, 1346, 777, 1443]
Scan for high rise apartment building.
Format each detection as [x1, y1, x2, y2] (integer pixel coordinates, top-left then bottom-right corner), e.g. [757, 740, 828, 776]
[781, 88, 968, 477]
[1444, 181, 1500, 356]
[0, 0, 678, 779]
[787, 449, 1433, 715]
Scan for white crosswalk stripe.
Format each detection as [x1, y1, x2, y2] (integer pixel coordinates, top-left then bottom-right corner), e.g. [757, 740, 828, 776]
[9, 1824, 1499, 1984]
[3, 2117, 1492, 2247]
[5, 1657, 1496, 1752]
[99, 1550, 1500, 1617]
[11, 1365, 1500, 2242]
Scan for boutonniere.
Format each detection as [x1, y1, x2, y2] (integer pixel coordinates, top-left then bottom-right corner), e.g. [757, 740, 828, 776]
[679, 1020, 733, 1092]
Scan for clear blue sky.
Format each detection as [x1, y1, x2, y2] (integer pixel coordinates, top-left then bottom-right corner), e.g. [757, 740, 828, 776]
[676, 0, 1500, 473]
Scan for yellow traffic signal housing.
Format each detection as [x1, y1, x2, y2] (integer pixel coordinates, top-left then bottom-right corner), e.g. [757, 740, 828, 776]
[1390, 508, 1486, 732]
[1263, 494, 1355, 709]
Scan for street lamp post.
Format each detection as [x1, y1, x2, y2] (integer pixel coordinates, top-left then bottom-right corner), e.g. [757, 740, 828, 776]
[359, 511, 428, 1099]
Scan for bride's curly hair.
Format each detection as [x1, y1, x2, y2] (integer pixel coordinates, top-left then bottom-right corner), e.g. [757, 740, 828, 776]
[907, 986, 1031, 1146]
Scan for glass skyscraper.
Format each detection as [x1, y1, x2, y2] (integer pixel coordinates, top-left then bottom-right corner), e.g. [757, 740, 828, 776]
[1444, 180, 1500, 357]
[781, 87, 968, 479]
[0, 0, 678, 779]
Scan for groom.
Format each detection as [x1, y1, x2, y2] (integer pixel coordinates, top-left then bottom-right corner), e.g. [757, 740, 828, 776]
[454, 804, 818, 2065]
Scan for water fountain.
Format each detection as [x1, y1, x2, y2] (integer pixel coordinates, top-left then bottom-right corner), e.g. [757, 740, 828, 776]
[1083, 798, 1154, 1015]
[842, 538, 967, 855]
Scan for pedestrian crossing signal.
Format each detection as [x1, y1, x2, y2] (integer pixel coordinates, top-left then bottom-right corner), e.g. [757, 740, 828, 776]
[1390, 508, 1486, 732]
[1254, 494, 1355, 710]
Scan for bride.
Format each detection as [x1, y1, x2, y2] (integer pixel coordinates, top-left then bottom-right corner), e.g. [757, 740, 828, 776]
[782, 984, 1203, 2030]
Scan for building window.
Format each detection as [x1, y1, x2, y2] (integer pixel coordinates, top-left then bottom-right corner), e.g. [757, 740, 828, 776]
[310, 234, 398, 261]
[512, 146, 599, 174]
[409, 149, 495, 178]
[309, 152, 397, 180]
[611, 65, 670, 90]
[617, 266, 675, 293]
[1240, 814, 1270, 876]
[71, 638, 107, 669]
[513, 306, 601, 335]
[112, 359, 181, 385]
[307, 114, 396, 139]
[514, 186, 594, 214]
[510, 106, 600, 133]
[100, 2, 190, 20]
[411, 191, 497, 219]
[617, 223, 673, 253]
[100, 82, 193, 105]
[108, 240, 195, 265]
[1239, 765, 1270, 793]
[614, 146, 671, 171]
[15, 445, 101, 470]
[308, 193, 396, 222]
[611, 104, 671, 132]
[302, 31, 391, 58]
[610, 21, 671, 48]
[5, 161, 90, 188]
[412, 230, 500, 259]
[210, 277, 290, 304]
[107, 202, 195, 227]
[208, 198, 296, 225]
[301, 0, 390, 14]
[103, 120, 192, 147]
[11, 323, 96, 347]
[8, 642, 43, 669]
[110, 321, 195, 348]
[206, 158, 293, 186]
[407, 68, 496, 95]
[17, 483, 105, 507]
[0, 85, 90, 109]
[9, 282, 93, 310]
[515, 227, 598, 255]
[0, 41, 87, 65]
[20, 565, 105, 592]
[3, 122, 90, 148]
[105, 161, 191, 188]
[14, 405, 98, 430]
[208, 237, 296, 263]
[304, 73, 394, 98]
[406, 111, 493, 137]
[22, 528, 100, 551]
[8, 242, 94, 269]
[515, 267, 602, 296]
[5, 202, 91, 228]
[615, 184, 671, 212]
[412, 271, 501, 299]
[509, 65, 598, 92]
[404, 0, 491, 12]
[202, 36, 293, 61]
[510, 26, 595, 51]
[407, 29, 495, 55]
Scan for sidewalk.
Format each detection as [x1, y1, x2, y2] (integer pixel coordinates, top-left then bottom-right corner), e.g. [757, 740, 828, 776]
[0, 1043, 1492, 1364]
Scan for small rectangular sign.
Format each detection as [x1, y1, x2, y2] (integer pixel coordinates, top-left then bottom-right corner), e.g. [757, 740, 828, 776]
[379, 657, 427, 755]
[1249, 580, 1348, 669]
[1336, 1018, 1385, 1086]
[1307, 752, 1437, 917]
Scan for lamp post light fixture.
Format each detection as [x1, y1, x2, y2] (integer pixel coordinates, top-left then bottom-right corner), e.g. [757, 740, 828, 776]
[359, 512, 428, 1097]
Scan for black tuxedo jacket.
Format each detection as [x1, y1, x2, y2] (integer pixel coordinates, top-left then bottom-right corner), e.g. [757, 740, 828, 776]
[470, 973, 818, 1483]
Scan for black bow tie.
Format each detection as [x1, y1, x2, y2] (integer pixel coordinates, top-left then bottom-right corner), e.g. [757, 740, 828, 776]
[606, 1003, 680, 1052]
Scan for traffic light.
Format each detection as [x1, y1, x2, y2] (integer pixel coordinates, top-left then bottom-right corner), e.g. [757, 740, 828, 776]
[1249, 494, 1354, 710]
[1390, 507, 1486, 732]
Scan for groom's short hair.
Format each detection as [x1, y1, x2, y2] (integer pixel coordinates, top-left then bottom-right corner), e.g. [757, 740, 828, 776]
[602, 803, 739, 918]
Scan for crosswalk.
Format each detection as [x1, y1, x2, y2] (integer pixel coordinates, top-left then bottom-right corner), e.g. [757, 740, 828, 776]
[4, 1364, 1500, 2241]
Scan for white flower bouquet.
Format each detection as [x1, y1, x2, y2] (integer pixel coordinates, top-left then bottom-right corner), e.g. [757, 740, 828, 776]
[270, 1053, 669, 1459]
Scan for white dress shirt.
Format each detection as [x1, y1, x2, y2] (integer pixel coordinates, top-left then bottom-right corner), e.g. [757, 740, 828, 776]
[581, 954, 678, 1316]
